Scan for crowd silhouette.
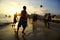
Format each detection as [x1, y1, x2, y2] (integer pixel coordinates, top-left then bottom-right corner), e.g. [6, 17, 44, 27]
[12, 6, 52, 34]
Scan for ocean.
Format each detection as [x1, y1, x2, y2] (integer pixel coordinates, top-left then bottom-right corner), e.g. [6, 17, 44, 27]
[0, 14, 21, 25]
[0, 14, 13, 24]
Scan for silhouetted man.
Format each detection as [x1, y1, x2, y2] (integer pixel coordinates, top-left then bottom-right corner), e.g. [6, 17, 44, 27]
[44, 14, 48, 28]
[47, 13, 51, 28]
[33, 14, 37, 22]
[17, 6, 27, 34]
[12, 12, 17, 27]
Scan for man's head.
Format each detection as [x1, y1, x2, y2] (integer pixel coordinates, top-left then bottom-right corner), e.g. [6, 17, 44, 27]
[23, 6, 26, 10]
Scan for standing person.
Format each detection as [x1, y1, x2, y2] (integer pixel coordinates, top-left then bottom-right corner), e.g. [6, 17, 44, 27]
[32, 14, 37, 35]
[47, 13, 51, 28]
[12, 12, 18, 27]
[33, 14, 37, 22]
[43, 14, 48, 28]
[17, 6, 28, 34]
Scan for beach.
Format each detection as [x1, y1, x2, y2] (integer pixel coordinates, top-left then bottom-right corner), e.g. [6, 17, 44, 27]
[0, 19, 60, 40]
[0, 0, 60, 40]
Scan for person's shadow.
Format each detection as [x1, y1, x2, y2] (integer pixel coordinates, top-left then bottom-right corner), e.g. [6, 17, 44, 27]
[14, 31, 26, 40]
[22, 34, 26, 40]
[14, 32, 20, 40]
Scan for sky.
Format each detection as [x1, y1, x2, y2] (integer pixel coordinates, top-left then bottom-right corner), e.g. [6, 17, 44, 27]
[0, 0, 60, 15]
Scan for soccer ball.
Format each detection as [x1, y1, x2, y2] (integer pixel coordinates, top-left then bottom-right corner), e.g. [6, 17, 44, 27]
[40, 5, 43, 8]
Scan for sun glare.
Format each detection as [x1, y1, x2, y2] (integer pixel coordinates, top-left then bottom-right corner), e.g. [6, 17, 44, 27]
[10, 9, 18, 15]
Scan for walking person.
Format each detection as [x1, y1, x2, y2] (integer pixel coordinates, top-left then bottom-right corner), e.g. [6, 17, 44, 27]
[47, 13, 51, 28]
[43, 14, 48, 28]
[12, 12, 18, 31]
[12, 12, 18, 27]
[17, 6, 28, 34]
[32, 14, 37, 35]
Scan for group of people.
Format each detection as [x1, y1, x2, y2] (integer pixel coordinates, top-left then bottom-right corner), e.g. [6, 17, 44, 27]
[43, 13, 51, 28]
[13, 6, 51, 35]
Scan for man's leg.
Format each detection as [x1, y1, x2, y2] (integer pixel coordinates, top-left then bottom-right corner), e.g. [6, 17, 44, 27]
[45, 21, 47, 27]
[17, 22, 21, 33]
[22, 20, 27, 34]
[22, 27, 26, 34]
[48, 21, 50, 28]
[17, 27, 19, 33]
[44, 21, 47, 28]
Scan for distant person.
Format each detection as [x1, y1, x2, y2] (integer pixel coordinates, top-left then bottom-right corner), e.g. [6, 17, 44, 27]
[17, 6, 28, 34]
[33, 14, 37, 22]
[43, 14, 48, 28]
[47, 13, 51, 28]
[12, 12, 18, 27]
[32, 14, 37, 35]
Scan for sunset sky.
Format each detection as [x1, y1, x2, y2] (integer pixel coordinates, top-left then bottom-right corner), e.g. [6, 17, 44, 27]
[0, 0, 60, 15]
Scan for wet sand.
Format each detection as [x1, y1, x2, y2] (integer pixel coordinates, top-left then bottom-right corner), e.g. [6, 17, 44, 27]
[0, 19, 60, 40]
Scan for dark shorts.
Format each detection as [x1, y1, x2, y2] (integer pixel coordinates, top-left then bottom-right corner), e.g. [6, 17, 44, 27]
[18, 19, 27, 28]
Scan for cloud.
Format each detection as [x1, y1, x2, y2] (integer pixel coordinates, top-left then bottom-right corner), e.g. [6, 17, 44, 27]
[0, 0, 49, 15]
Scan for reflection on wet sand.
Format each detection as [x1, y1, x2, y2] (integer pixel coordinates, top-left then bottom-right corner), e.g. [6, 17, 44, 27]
[14, 30, 26, 40]
[14, 32, 20, 40]
[0, 18, 60, 40]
